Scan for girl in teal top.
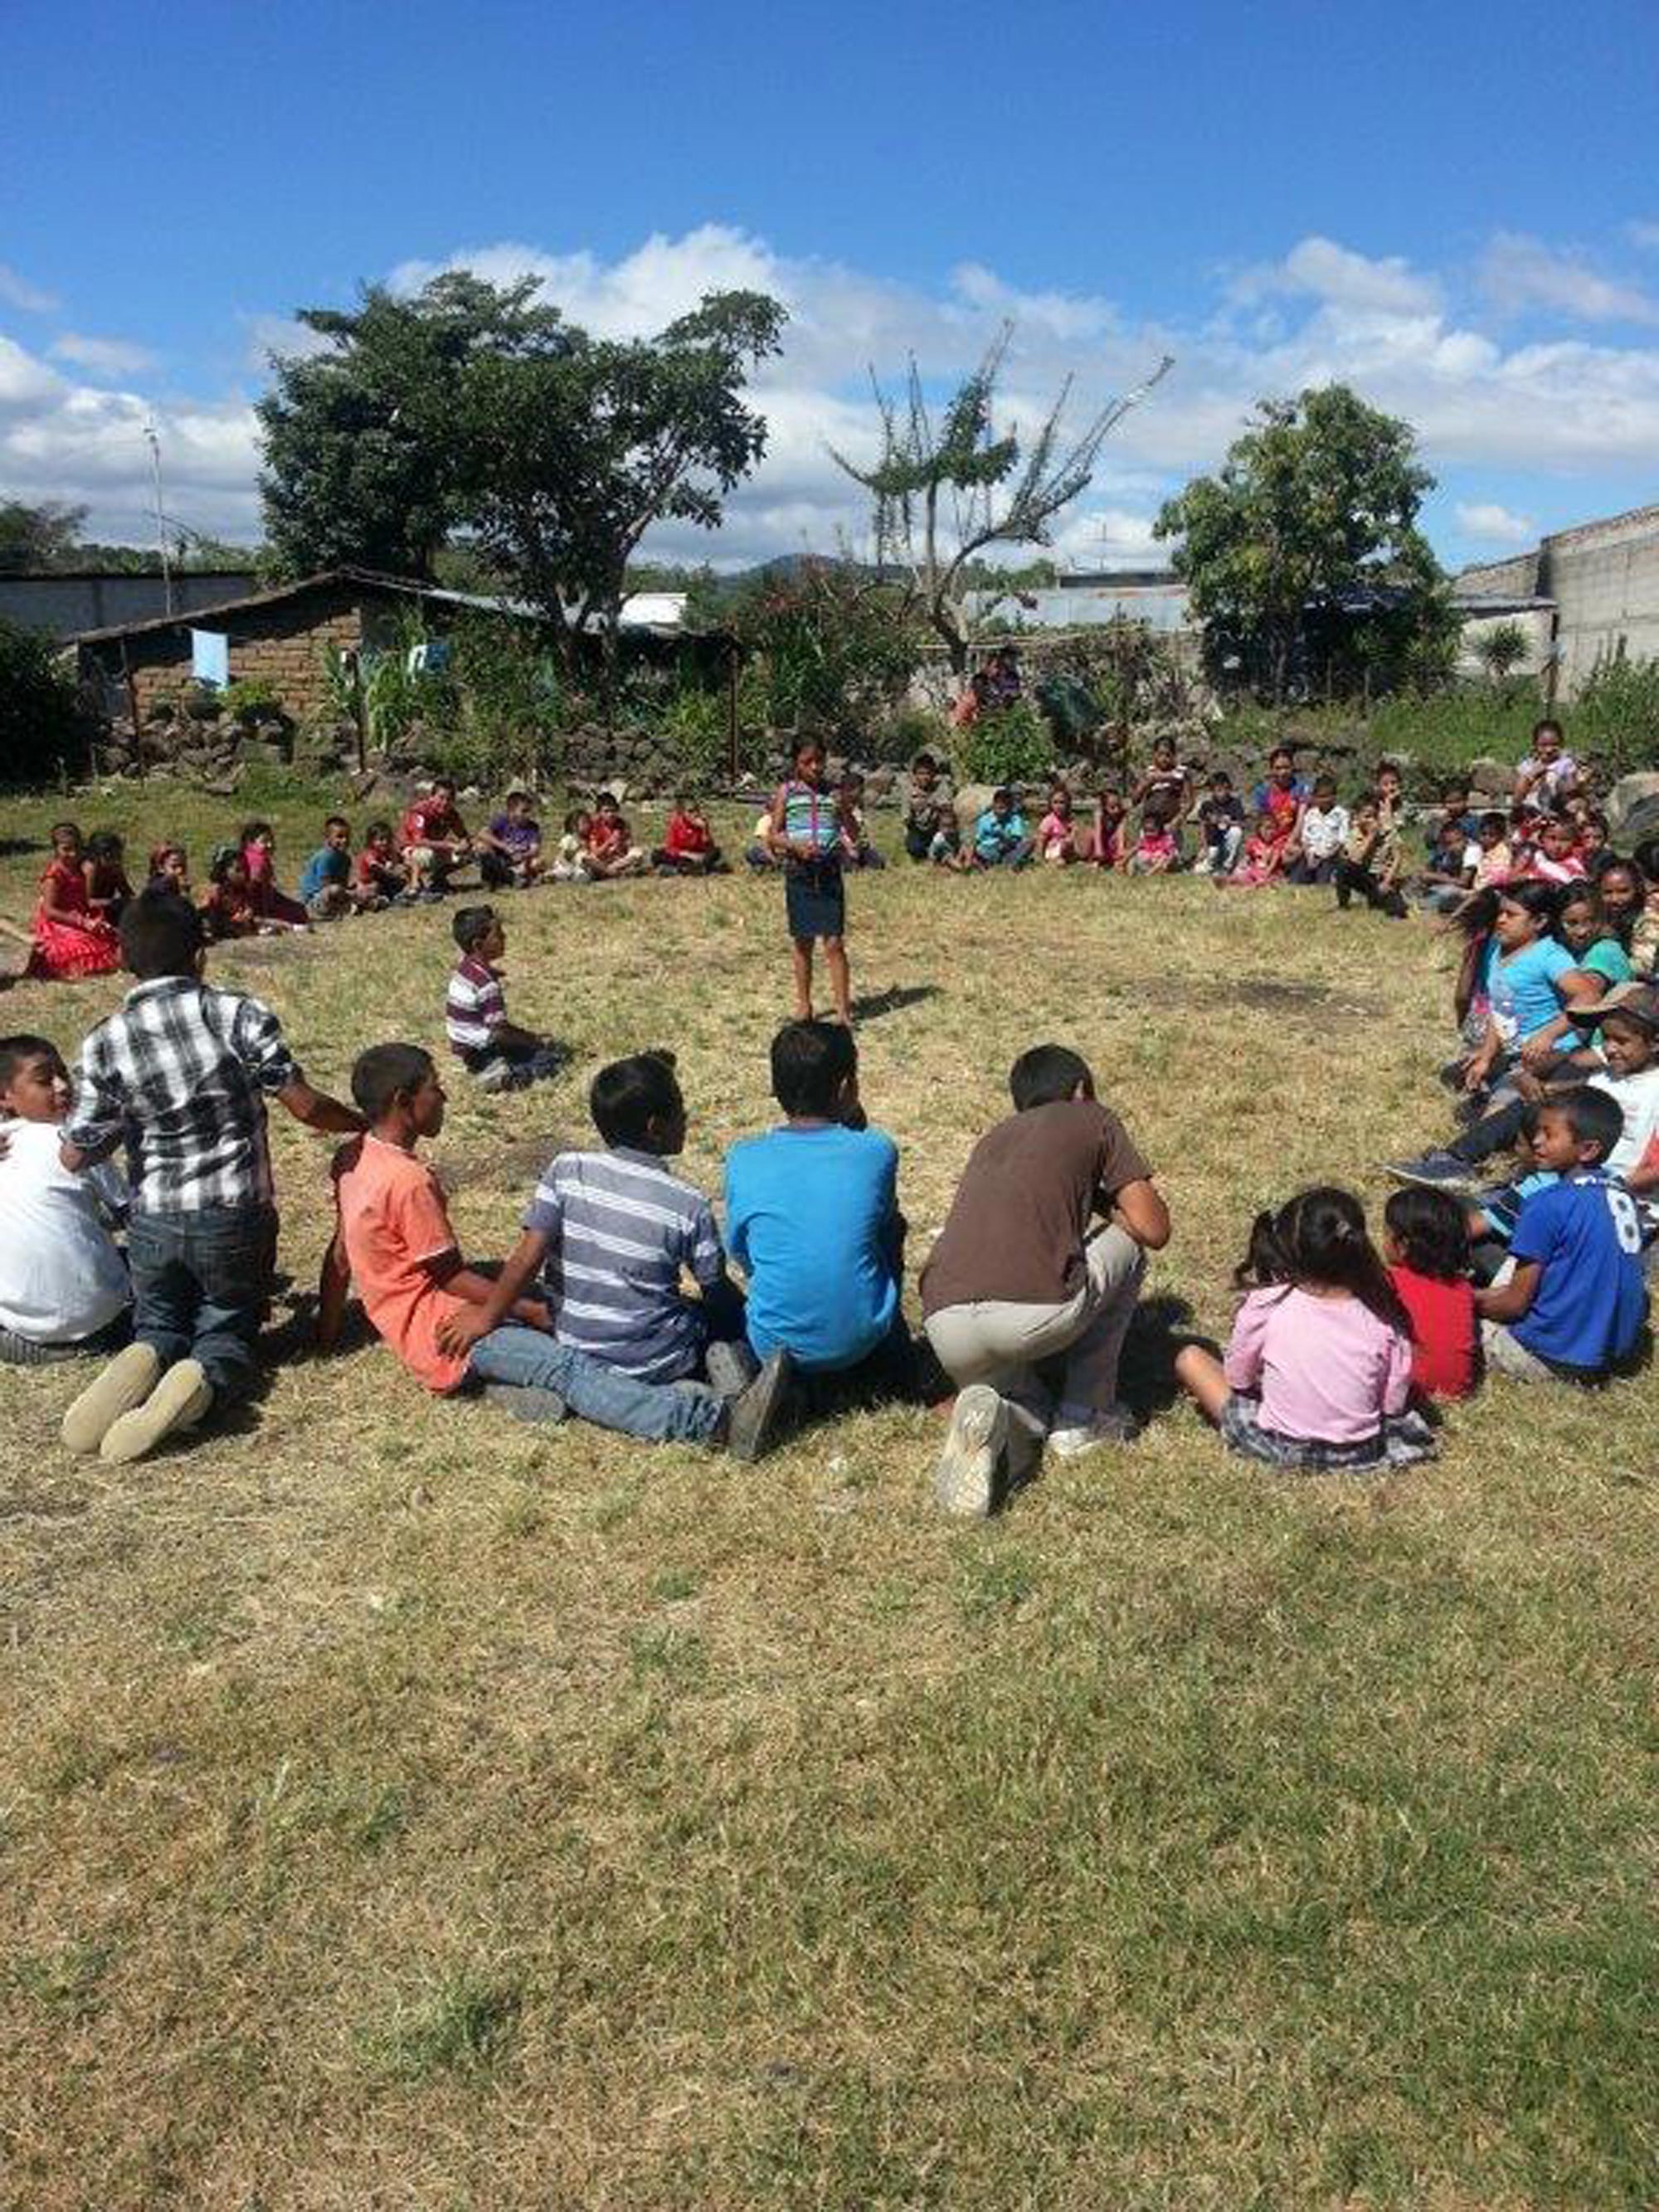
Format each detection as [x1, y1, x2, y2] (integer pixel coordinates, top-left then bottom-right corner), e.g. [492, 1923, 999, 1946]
[766, 734, 855, 1025]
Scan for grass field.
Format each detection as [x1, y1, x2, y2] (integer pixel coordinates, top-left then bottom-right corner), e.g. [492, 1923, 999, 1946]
[2, 781, 1655, 2210]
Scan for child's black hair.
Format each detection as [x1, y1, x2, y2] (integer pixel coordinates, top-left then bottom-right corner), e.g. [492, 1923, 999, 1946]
[1209, 767, 1233, 787]
[85, 829, 124, 862]
[563, 807, 588, 834]
[0, 1033, 60, 1090]
[912, 751, 937, 773]
[120, 887, 204, 980]
[1544, 1086, 1624, 1161]
[1233, 1208, 1293, 1291]
[351, 1042, 436, 1120]
[1501, 878, 1561, 930]
[1233, 1185, 1412, 1336]
[590, 1049, 682, 1148]
[238, 819, 274, 846]
[451, 905, 499, 954]
[1010, 1044, 1094, 1111]
[1478, 809, 1507, 837]
[1384, 1186, 1470, 1282]
[1449, 886, 1501, 942]
[324, 814, 349, 834]
[1531, 716, 1564, 746]
[771, 1019, 857, 1116]
[365, 818, 392, 842]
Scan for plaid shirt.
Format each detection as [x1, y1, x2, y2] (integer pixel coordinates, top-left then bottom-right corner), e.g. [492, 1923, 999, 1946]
[66, 976, 299, 1214]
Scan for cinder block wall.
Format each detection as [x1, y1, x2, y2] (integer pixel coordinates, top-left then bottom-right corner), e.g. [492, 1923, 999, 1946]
[1544, 508, 1659, 694]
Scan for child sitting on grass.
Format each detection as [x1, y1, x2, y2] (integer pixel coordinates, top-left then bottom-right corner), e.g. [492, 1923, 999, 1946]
[1090, 787, 1130, 870]
[1193, 771, 1245, 876]
[724, 1021, 907, 1396]
[1174, 1186, 1435, 1471]
[902, 752, 958, 864]
[421, 1049, 789, 1452]
[968, 787, 1034, 870]
[654, 791, 730, 875]
[400, 778, 474, 896]
[323, 1044, 782, 1455]
[27, 821, 122, 980]
[1382, 1185, 1477, 1402]
[0, 1033, 131, 1365]
[838, 771, 886, 868]
[1127, 795, 1180, 874]
[479, 785, 547, 889]
[1288, 776, 1350, 886]
[922, 1043, 1169, 1516]
[148, 843, 191, 897]
[240, 821, 309, 927]
[1471, 812, 1515, 891]
[552, 809, 594, 882]
[1215, 809, 1287, 888]
[356, 820, 411, 905]
[1473, 1089, 1647, 1383]
[299, 815, 367, 920]
[1038, 785, 1082, 865]
[82, 831, 134, 927]
[445, 907, 562, 1091]
[198, 844, 264, 941]
[1335, 795, 1408, 917]
[58, 891, 361, 1466]
[583, 792, 649, 879]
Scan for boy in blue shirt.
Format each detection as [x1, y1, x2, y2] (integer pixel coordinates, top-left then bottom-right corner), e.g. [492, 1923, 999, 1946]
[967, 788, 1034, 870]
[299, 814, 364, 920]
[723, 1022, 907, 1392]
[1476, 1088, 1647, 1382]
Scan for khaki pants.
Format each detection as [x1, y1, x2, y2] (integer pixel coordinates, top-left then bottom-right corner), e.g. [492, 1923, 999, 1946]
[924, 1225, 1145, 1438]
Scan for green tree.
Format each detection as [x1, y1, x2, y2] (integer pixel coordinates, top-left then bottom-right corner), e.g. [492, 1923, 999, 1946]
[0, 499, 90, 575]
[0, 615, 90, 780]
[1478, 620, 1530, 684]
[258, 273, 570, 579]
[459, 289, 786, 679]
[833, 326, 1171, 672]
[1155, 385, 1445, 703]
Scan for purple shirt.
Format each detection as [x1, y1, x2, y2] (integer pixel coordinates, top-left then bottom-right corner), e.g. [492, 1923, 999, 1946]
[1224, 1286, 1413, 1445]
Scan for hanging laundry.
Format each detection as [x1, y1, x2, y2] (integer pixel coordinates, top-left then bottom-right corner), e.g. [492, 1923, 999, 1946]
[191, 630, 230, 687]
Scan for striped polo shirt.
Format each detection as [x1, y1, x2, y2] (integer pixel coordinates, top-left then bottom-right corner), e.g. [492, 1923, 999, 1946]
[777, 780, 842, 858]
[445, 955, 505, 1057]
[523, 1145, 727, 1382]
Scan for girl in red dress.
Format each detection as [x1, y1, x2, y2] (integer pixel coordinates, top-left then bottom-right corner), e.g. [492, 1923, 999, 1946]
[28, 821, 122, 980]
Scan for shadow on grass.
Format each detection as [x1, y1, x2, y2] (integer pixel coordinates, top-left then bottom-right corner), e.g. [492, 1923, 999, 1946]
[851, 984, 943, 1023]
[0, 836, 46, 859]
[1119, 1292, 1214, 1421]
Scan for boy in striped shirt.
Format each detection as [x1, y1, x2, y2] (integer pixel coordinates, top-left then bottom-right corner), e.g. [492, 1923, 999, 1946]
[445, 906, 562, 1091]
[434, 1048, 790, 1449]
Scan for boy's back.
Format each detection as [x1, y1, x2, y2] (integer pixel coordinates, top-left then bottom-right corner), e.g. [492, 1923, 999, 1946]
[526, 1145, 724, 1383]
[922, 1098, 1150, 1314]
[66, 975, 296, 1209]
[0, 1121, 129, 1345]
[1508, 1171, 1647, 1373]
[725, 1122, 899, 1369]
[333, 1135, 470, 1393]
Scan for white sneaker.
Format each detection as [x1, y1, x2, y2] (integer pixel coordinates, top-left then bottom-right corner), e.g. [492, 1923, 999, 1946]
[934, 1384, 1006, 1518]
[1047, 1404, 1139, 1458]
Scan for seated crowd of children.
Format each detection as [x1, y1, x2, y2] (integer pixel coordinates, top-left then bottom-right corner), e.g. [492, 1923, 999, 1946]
[2, 815, 1650, 1511]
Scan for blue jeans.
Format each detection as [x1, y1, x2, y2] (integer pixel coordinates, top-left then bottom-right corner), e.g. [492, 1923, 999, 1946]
[127, 1202, 277, 1406]
[466, 1325, 723, 1444]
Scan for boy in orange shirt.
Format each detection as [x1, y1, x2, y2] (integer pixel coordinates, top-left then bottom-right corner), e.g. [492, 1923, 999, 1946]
[320, 1043, 786, 1456]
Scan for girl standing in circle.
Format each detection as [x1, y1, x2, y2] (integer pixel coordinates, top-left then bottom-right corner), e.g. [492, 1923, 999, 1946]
[768, 735, 854, 1024]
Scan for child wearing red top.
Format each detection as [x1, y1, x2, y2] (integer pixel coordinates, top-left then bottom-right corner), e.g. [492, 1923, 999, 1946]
[1383, 1185, 1477, 1401]
[28, 821, 121, 980]
[653, 792, 730, 875]
[584, 793, 649, 878]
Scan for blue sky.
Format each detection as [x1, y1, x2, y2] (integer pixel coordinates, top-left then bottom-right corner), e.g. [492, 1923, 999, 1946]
[4, 0, 1658, 570]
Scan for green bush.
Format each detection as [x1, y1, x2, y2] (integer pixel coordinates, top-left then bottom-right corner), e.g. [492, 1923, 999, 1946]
[0, 615, 89, 785]
[958, 700, 1053, 787]
[656, 685, 730, 780]
[220, 675, 287, 727]
[873, 704, 953, 767]
[1572, 654, 1659, 780]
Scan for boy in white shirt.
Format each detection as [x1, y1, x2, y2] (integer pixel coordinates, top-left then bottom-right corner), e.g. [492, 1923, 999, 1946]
[0, 1033, 131, 1364]
[1287, 775, 1350, 885]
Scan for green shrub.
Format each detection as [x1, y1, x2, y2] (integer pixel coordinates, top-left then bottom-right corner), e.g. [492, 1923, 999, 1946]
[872, 704, 952, 766]
[1572, 654, 1659, 780]
[656, 685, 730, 780]
[959, 700, 1053, 787]
[220, 675, 287, 727]
[0, 615, 89, 785]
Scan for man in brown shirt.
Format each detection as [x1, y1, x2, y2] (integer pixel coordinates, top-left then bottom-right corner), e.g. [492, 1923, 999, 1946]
[921, 1044, 1170, 1516]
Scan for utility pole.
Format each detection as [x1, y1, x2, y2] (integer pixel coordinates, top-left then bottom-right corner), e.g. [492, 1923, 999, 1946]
[144, 421, 175, 615]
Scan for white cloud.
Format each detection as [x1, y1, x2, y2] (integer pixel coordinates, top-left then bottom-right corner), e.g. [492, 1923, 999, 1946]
[1231, 236, 1441, 316]
[1479, 231, 1659, 325]
[0, 262, 57, 314]
[1627, 221, 1659, 252]
[50, 333, 158, 377]
[7, 224, 1659, 567]
[1454, 500, 1536, 546]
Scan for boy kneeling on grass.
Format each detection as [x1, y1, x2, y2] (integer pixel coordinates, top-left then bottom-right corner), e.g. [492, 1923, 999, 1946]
[322, 1044, 787, 1458]
[921, 1044, 1170, 1517]
[1474, 1087, 1647, 1384]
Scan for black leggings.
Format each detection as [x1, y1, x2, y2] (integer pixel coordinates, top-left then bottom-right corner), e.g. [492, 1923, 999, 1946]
[1335, 859, 1407, 917]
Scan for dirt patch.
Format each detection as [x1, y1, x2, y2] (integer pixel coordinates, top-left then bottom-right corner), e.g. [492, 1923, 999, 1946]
[1160, 977, 1382, 1018]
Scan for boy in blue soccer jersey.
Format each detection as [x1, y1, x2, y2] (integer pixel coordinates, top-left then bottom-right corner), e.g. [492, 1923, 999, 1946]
[1475, 1087, 1647, 1383]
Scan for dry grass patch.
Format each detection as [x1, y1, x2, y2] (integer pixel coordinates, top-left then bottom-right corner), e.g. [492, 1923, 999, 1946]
[0, 785, 1656, 2208]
